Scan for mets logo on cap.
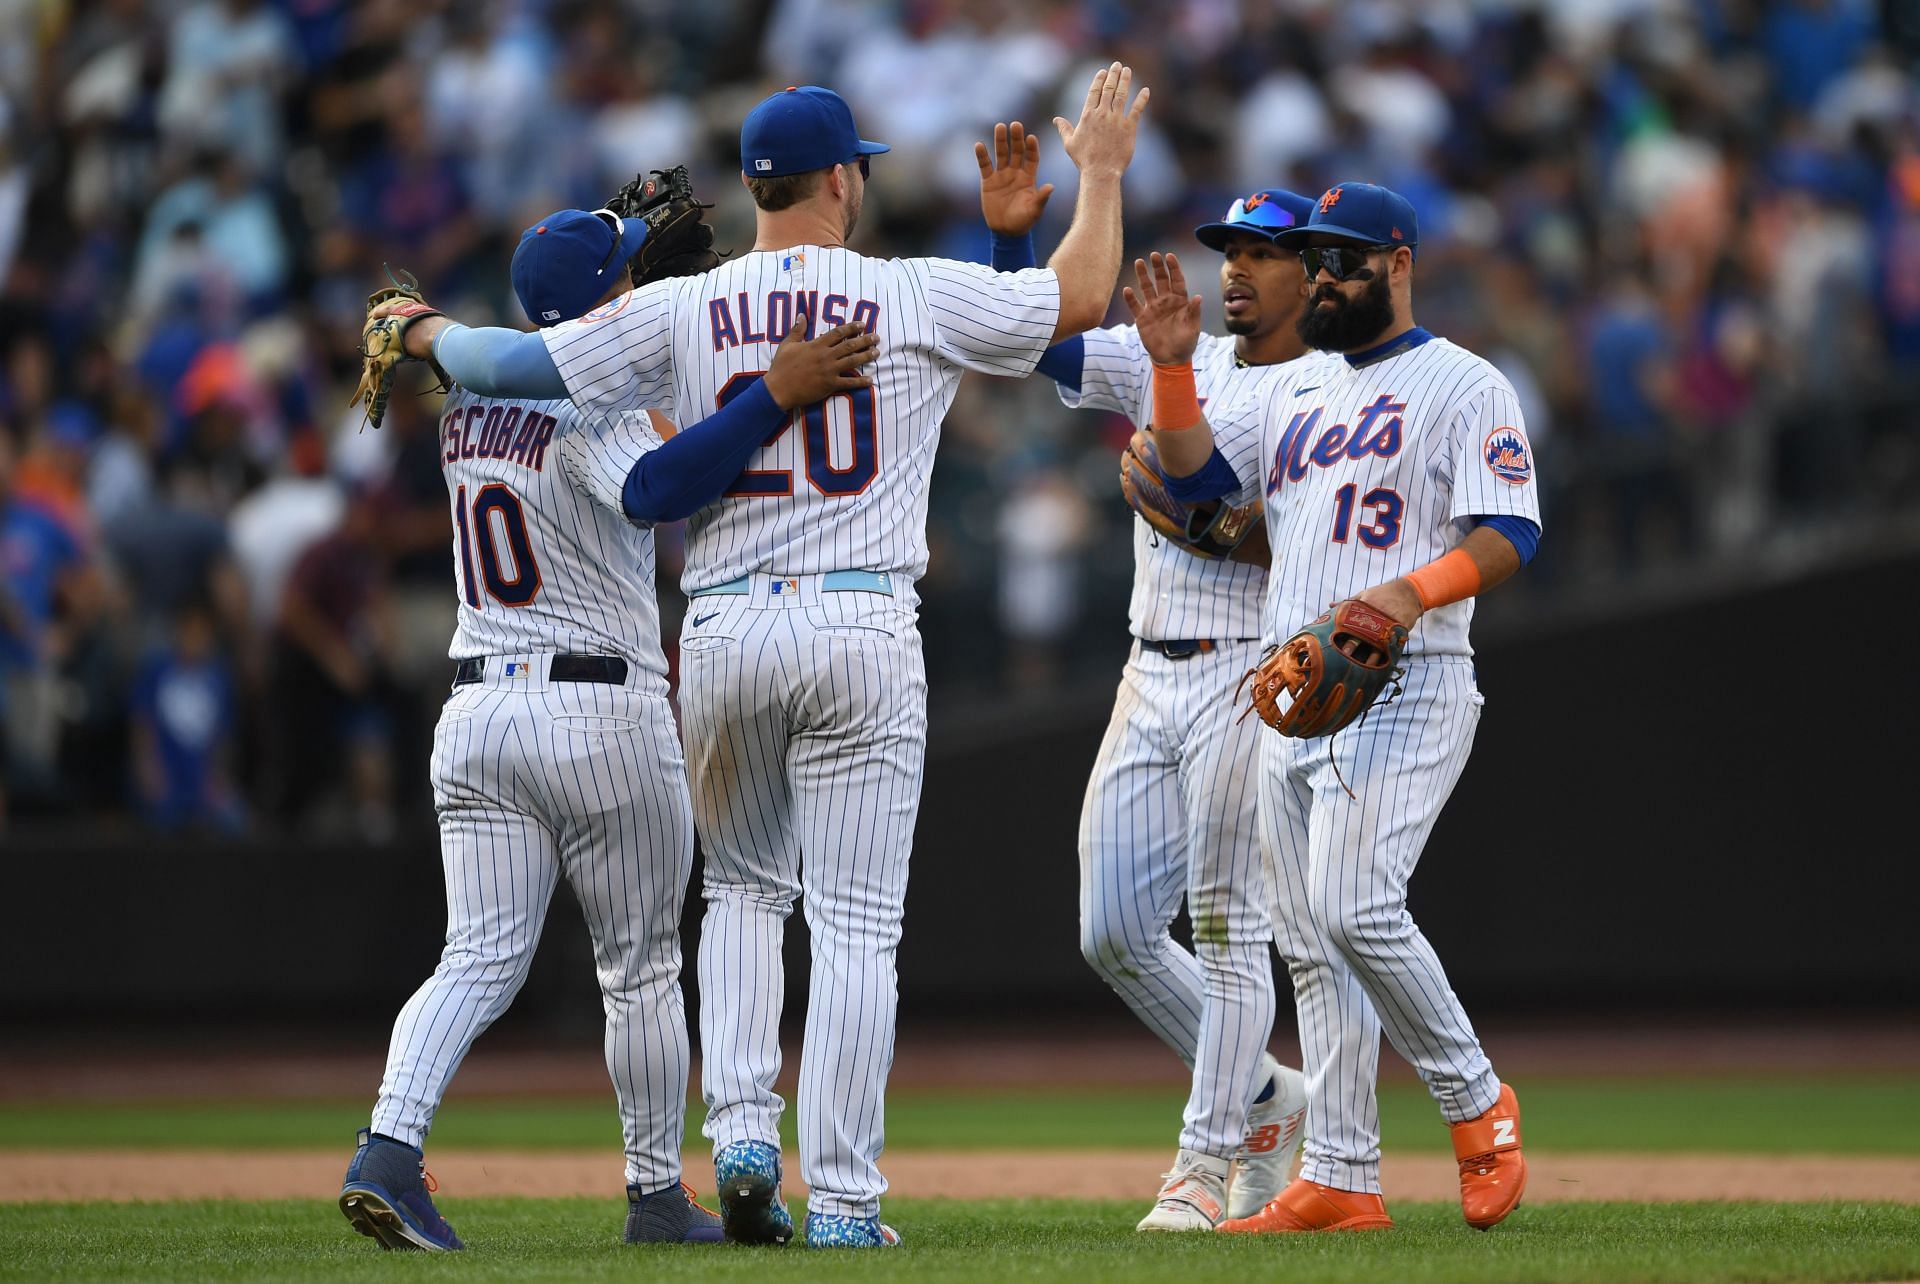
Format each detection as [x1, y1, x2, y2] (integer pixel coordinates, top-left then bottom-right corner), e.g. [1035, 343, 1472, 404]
[1483, 426, 1533, 484]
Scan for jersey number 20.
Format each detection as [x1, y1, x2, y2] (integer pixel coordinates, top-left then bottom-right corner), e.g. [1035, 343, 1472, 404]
[714, 372, 879, 498]
[455, 482, 542, 608]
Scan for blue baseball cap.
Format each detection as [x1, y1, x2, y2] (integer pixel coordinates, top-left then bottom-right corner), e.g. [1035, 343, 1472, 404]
[1194, 188, 1317, 251]
[510, 208, 648, 327]
[1273, 182, 1419, 257]
[740, 86, 889, 179]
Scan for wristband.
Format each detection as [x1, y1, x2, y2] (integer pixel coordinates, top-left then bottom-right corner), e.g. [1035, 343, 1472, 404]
[1150, 361, 1203, 431]
[1403, 548, 1481, 610]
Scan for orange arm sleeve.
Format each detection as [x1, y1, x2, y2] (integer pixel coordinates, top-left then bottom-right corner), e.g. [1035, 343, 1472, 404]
[1403, 547, 1482, 610]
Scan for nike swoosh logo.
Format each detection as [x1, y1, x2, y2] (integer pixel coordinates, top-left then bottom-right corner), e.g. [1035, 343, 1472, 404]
[691, 612, 718, 628]
[1293, 385, 1321, 395]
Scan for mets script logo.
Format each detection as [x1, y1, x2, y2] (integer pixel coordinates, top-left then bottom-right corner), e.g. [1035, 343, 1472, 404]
[579, 291, 633, 324]
[1483, 426, 1533, 485]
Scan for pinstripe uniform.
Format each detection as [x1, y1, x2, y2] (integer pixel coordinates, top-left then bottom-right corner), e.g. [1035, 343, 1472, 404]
[542, 247, 1061, 1219]
[369, 388, 697, 1194]
[1213, 330, 1541, 1193]
[1063, 327, 1339, 1161]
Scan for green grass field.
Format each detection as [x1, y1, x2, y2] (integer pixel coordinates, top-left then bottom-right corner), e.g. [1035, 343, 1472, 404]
[6, 1075, 1918, 1281]
[4, 1073, 1917, 1154]
[5, 1199, 1919, 1283]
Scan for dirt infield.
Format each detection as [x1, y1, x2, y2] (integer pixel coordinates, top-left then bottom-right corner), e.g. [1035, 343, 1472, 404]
[6, 1149, 1917, 1205]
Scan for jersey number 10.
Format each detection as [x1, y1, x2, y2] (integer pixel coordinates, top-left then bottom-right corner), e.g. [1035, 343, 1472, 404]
[714, 371, 879, 498]
[455, 482, 543, 608]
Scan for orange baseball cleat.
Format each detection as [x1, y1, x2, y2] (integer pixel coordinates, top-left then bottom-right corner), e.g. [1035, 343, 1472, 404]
[1451, 1082, 1527, 1229]
[1217, 1178, 1394, 1233]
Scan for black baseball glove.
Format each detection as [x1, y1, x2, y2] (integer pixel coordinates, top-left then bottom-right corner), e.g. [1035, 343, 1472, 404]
[606, 164, 723, 285]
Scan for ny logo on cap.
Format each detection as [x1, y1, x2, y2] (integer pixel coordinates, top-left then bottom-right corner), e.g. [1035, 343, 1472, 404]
[1319, 187, 1343, 212]
[1245, 192, 1270, 209]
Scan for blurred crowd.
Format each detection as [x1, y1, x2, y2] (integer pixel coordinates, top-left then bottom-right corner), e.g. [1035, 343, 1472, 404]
[2, 0, 1916, 836]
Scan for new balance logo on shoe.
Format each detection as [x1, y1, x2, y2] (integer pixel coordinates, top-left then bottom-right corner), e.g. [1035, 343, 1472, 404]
[1244, 1124, 1285, 1154]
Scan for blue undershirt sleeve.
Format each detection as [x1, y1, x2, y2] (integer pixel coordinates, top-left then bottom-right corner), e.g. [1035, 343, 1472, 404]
[621, 381, 786, 524]
[1164, 447, 1245, 503]
[986, 230, 1081, 391]
[432, 324, 569, 400]
[989, 230, 1036, 272]
[1472, 514, 1541, 566]
[1035, 335, 1084, 391]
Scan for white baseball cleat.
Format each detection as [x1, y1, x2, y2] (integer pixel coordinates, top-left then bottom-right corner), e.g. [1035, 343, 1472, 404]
[1226, 1056, 1309, 1221]
[1135, 1149, 1230, 1232]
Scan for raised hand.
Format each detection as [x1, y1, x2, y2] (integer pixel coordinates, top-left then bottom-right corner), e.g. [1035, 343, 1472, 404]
[763, 321, 881, 411]
[1122, 253, 1202, 365]
[975, 121, 1055, 237]
[1054, 61, 1150, 181]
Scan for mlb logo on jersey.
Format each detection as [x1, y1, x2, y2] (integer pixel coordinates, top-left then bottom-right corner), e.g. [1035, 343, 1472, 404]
[781, 252, 805, 272]
[1483, 426, 1533, 484]
[502, 661, 530, 678]
[770, 578, 800, 596]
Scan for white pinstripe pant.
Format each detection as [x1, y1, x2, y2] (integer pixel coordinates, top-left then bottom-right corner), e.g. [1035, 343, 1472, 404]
[679, 579, 927, 1220]
[370, 666, 696, 1191]
[1078, 640, 1277, 1160]
[1259, 656, 1501, 1193]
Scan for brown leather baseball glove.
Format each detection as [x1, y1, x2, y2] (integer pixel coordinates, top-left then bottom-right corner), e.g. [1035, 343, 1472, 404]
[1239, 598, 1409, 738]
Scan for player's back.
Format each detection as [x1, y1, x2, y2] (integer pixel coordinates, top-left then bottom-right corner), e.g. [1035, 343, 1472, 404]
[435, 385, 668, 686]
[542, 245, 1060, 596]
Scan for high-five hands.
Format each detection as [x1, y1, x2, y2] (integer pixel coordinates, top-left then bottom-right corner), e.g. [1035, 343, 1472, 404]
[975, 121, 1055, 238]
[1122, 252, 1202, 366]
[1054, 61, 1149, 180]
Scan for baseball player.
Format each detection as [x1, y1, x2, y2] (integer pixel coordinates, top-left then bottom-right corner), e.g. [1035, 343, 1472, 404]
[975, 126, 1320, 1232]
[1135, 183, 1539, 1234]
[368, 67, 1150, 1247]
[338, 202, 878, 1252]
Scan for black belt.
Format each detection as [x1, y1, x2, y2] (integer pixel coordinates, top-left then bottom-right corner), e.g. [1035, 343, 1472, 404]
[1139, 638, 1256, 660]
[453, 655, 629, 685]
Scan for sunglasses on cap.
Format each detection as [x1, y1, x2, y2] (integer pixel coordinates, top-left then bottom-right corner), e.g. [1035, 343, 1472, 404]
[1301, 243, 1398, 282]
[589, 208, 627, 276]
[1220, 194, 1299, 235]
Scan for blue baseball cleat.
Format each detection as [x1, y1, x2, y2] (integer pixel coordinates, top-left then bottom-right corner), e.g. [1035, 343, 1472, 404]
[805, 1212, 902, 1248]
[338, 1128, 465, 1251]
[626, 1181, 726, 1243]
[713, 1140, 794, 1245]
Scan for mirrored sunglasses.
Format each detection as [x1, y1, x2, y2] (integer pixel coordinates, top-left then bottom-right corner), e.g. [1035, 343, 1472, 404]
[1221, 194, 1299, 234]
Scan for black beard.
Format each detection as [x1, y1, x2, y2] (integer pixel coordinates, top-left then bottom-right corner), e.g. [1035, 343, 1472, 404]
[1297, 271, 1395, 351]
[1223, 313, 1257, 336]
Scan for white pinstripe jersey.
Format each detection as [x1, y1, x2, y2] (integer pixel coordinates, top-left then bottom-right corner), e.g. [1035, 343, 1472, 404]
[540, 247, 1061, 592]
[437, 385, 668, 680]
[1063, 327, 1342, 642]
[1213, 332, 1542, 657]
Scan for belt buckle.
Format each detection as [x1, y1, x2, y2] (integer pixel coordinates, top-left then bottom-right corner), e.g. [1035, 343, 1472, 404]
[1161, 639, 1206, 661]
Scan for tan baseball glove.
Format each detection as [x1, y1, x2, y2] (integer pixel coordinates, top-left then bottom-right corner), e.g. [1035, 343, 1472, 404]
[350, 269, 450, 430]
[1118, 428, 1263, 560]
